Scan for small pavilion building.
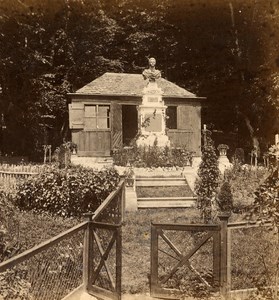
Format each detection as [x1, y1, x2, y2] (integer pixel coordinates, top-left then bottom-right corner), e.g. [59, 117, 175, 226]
[68, 70, 205, 161]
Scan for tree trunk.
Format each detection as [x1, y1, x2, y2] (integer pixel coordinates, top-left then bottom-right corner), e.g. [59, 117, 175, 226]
[239, 112, 260, 155]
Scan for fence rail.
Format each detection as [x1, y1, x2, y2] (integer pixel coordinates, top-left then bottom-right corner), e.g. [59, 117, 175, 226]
[93, 178, 125, 224]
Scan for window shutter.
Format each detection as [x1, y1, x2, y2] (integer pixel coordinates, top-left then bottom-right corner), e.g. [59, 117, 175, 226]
[69, 103, 84, 129]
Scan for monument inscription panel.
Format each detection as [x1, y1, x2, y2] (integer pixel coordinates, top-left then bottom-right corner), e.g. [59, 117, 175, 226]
[145, 113, 162, 132]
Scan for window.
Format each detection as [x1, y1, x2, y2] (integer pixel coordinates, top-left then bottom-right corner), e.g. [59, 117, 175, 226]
[166, 106, 177, 129]
[84, 105, 110, 129]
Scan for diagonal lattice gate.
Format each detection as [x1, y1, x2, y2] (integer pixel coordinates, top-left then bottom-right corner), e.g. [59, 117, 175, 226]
[151, 223, 221, 299]
[85, 179, 125, 300]
[87, 221, 122, 300]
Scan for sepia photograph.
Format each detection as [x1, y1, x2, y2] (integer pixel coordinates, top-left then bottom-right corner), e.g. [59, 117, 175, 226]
[0, 0, 278, 299]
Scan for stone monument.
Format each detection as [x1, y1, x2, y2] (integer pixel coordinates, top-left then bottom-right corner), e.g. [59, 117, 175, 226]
[217, 144, 232, 174]
[136, 58, 170, 148]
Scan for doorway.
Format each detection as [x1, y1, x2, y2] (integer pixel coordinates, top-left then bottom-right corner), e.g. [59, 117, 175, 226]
[122, 105, 138, 146]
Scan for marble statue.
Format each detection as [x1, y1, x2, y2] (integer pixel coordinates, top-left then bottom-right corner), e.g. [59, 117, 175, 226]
[142, 57, 161, 82]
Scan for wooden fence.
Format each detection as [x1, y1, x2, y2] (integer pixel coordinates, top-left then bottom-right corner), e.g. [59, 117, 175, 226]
[226, 220, 276, 300]
[150, 215, 275, 300]
[0, 164, 43, 189]
[0, 178, 125, 300]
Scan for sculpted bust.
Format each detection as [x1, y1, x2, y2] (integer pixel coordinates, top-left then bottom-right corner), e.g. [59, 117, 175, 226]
[142, 57, 161, 82]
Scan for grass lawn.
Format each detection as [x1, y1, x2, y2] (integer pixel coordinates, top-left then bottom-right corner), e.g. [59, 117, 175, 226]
[136, 185, 194, 198]
[3, 206, 79, 255]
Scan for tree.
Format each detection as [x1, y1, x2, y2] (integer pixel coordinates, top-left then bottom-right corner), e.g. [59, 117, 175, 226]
[194, 133, 220, 223]
[0, 0, 279, 158]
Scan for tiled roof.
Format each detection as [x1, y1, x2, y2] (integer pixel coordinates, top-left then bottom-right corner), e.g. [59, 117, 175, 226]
[74, 72, 198, 98]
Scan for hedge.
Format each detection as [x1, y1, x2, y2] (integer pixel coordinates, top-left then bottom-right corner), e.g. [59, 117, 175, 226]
[15, 165, 120, 217]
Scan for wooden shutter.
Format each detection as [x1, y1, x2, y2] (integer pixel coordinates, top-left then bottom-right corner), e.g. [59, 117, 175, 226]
[177, 105, 191, 129]
[69, 103, 84, 129]
[111, 103, 122, 149]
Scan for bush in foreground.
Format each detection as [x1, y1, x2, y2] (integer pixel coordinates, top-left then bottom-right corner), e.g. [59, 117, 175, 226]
[15, 165, 120, 217]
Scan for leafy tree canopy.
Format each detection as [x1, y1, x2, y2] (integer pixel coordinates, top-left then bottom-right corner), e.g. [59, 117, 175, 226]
[0, 0, 278, 159]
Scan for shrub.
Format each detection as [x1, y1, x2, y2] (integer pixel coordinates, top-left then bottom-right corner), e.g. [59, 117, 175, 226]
[194, 133, 220, 223]
[216, 181, 233, 213]
[112, 144, 194, 168]
[14, 165, 120, 217]
[0, 192, 20, 262]
[224, 163, 268, 213]
[249, 168, 279, 300]
[251, 168, 279, 225]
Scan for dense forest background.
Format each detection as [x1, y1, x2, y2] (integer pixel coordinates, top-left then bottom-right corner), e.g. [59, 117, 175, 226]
[0, 0, 279, 160]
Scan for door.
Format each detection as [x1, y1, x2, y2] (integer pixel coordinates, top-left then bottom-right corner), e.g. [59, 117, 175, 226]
[122, 105, 138, 146]
[80, 104, 111, 156]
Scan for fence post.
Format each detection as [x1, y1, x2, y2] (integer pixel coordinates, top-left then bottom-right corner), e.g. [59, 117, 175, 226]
[83, 212, 94, 291]
[115, 226, 122, 300]
[150, 223, 159, 296]
[218, 213, 230, 299]
[213, 230, 221, 288]
[120, 177, 126, 222]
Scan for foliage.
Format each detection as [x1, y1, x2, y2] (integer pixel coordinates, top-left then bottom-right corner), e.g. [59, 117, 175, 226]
[195, 134, 220, 223]
[112, 144, 194, 168]
[53, 141, 77, 168]
[232, 148, 245, 165]
[0, 1, 278, 157]
[0, 192, 20, 262]
[224, 162, 268, 213]
[248, 168, 279, 300]
[251, 168, 279, 226]
[14, 165, 120, 217]
[0, 269, 31, 300]
[216, 181, 233, 213]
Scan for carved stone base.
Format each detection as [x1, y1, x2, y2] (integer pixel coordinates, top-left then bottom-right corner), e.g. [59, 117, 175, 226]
[136, 133, 170, 148]
[218, 155, 232, 174]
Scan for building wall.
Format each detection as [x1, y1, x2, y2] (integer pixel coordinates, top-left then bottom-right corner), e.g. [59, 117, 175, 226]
[69, 97, 202, 157]
[167, 103, 201, 156]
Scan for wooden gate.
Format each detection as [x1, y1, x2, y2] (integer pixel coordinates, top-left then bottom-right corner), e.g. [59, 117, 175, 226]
[150, 223, 221, 299]
[85, 179, 125, 300]
[87, 221, 122, 300]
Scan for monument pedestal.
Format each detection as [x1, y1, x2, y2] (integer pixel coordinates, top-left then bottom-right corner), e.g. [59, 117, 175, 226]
[218, 155, 232, 174]
[136, 82, 170, 148]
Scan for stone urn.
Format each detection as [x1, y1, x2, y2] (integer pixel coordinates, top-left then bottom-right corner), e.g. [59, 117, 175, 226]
[217, 144, 229, 156]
